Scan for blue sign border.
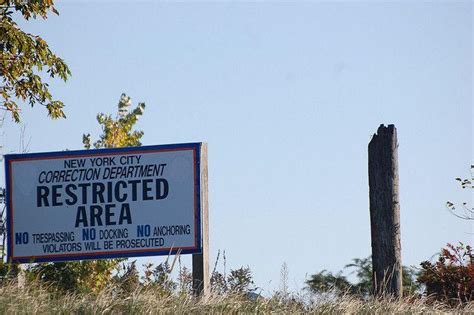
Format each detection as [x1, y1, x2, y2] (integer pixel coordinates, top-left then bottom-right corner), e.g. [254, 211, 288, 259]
[4, 142, 203, 263]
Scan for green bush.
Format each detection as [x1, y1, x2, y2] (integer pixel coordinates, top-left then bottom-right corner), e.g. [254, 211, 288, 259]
[28, 259, 120, 293]
[306, 256, 420, 298]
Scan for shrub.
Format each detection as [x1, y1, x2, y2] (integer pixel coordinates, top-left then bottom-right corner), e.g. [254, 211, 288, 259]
[28, 259, 120, 293]
[418, 242, 474, 304]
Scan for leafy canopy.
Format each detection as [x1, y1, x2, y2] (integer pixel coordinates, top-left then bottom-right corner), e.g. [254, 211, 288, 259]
[0, 0, 71, 122]
[83, 93, 145, 149]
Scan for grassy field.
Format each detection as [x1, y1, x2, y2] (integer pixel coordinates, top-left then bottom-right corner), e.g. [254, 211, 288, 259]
[0, 281, 472, 314]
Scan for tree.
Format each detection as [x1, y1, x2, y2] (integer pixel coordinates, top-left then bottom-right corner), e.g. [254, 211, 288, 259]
[0, 0, 71, 122]
[305, 270, 352, 297]
[29, 93, 145, 293]
[344, 257, 373, 297]
[83, 93, 145, 149]
[306, 256, 420, 298]
[227, 266, 255, 294]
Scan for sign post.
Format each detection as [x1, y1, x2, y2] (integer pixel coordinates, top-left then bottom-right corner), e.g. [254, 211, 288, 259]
[192, 143, 209, 296]
[4, 142, 209, 293]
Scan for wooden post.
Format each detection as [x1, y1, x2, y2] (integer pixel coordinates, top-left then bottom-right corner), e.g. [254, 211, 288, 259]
[192, 143, 209, 296]
[368, 124, 402, 297]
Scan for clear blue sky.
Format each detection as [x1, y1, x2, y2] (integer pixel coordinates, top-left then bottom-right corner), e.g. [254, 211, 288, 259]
[1, 1, 472, 293]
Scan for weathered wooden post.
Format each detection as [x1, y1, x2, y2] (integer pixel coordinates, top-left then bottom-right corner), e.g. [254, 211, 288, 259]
[368, 124, 402, 297]
[192, 143, 210, 296]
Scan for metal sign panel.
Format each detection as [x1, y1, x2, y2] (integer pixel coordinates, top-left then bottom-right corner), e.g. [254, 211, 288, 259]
[4, 143, 202, 263]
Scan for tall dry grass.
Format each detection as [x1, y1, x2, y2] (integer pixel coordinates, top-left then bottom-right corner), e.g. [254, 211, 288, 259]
[0, 281, 473, 314]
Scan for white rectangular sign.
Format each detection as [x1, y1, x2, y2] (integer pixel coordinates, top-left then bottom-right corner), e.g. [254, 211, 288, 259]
[4, 143, 203, 263]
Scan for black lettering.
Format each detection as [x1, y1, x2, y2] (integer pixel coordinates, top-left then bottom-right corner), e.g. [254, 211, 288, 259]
[156, 179, 169, 199]
[92, 182, 105, 203]
[37, 186, 49, 207]
[107, 182, 113, 203]
[65, 184, 78, 205]
[75, 206, 88, 227]
[128, 180, 140, 201]
[78, 183, 91, 204]
[90, 205, 103, 226]
[115, 181, 127, 202]
[105, 204, 116, 225]
[142, 179, 153, 200]
[52, 185, 63, 206]
[119, 203, 132, 224]
[38, 171, 46, 183]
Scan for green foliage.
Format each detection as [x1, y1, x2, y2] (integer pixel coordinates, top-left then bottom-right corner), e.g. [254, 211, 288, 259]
[139, 260, 177, 296]
[211, 267, 256, 295]
[28, 260, 118, 293]
[306, 270, 352, 296]
[0, 0, 71, 122]
[211, 267, 227, 295]
[83, 93, 145, 149]
[418, 242, 474, 305]
[227, 266, 255, 294]
[344, 257, 372, 297]
[402, 265, 422, 295]
[306, 256, 420, 298]
[0, 260, 19, 281]
[210, 250, 256, 295]
[113, 260, 140, 294]
[151, 261, 177, 294]
[114, 260, 180, 296]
